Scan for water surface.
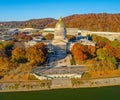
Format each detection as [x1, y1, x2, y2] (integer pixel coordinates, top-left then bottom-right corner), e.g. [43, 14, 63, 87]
[0, 86, 120, 100]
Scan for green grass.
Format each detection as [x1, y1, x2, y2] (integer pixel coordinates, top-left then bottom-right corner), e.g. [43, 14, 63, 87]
[0, 86, 120, 100]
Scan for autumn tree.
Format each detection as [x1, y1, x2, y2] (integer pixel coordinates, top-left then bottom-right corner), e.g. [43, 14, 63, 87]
[13, 32, 32, 42]
[26, 42, 48, 66]
[66, 35, 76, 41]
[87, 45, 96, 57]
[71, 43, 88, 64]
[17, 33, 26, 41]
[44, 33, 54, 40]
[0, 45, 6, 57]
[12, 48, 27, 63]
[96, 48, 116, 71]
[92, 34, 110, 48]
[24, 35, 33, 42]
[2, 40, 14, 50]
[0, 57, 15, 75]
[0, 40, 14, 57]
[105, 41, 120, 60]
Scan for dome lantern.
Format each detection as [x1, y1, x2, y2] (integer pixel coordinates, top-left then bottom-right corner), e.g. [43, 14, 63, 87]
[55, 16, 66, 28]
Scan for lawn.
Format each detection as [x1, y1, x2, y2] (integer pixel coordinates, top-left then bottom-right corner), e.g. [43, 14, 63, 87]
[0, 86, 120, 100]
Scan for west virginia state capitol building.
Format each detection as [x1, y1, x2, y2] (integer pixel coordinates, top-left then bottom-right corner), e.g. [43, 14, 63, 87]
[32, 17, 87, 80]
[26, 17, 95, 59]
[42, 17, 95, 57]
[52, 17, 68, 57]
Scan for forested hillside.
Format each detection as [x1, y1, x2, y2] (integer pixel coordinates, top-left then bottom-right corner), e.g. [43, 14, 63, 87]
[0, 18, 56, 29]
[46, 13, 120, 32]
[1, 13, 120, 32]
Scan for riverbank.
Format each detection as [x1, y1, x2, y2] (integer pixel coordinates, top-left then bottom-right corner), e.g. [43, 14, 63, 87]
[0, 77, 120, 92]
[71, 76, 120, 87]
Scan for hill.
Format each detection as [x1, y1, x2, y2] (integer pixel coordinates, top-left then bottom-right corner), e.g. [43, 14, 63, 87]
[0, 18, 56, 29]
[46, 13, 120, 32]
[0, 13, 120, 32]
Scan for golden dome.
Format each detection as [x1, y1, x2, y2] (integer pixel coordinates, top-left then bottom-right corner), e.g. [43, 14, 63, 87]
[55, 17, 65, 28]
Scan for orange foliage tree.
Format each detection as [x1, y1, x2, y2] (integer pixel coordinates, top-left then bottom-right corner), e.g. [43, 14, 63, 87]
[44, 33, 54, 40]
[66, 35, 76, 41]
[71, 43, 88, 64]
[16, 33, 32, 42]
[87, 45, 96, 57]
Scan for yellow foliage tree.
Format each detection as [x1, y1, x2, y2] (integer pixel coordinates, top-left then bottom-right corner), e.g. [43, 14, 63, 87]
[0, 57, 15, 75]
[12, 48, 27, 63]
[26, 42, 48, 66]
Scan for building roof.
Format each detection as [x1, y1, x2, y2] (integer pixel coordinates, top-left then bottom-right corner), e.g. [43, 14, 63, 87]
[41, 66, 86, 75]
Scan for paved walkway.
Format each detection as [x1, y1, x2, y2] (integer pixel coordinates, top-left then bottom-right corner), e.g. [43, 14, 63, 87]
[72, 77, 120, 88]
[1, 77, 120, 92]
[51, 78, 72, 88]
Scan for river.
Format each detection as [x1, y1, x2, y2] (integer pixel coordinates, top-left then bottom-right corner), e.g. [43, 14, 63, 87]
[0, 86, 120, 100]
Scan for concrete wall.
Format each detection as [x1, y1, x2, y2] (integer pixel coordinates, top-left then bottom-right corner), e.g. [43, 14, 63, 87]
[1, 77, 120, 92]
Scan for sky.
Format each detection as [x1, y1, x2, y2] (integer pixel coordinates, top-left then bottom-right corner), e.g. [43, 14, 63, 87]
[0, 0, 120, 21]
